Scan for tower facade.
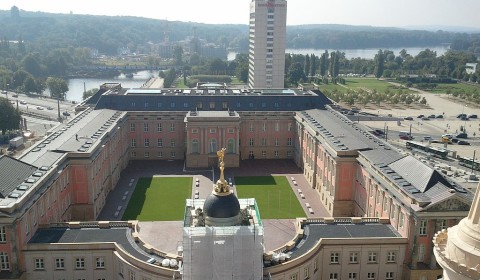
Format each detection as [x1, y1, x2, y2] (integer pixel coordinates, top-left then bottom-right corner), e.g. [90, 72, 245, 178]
[248, 0, 287, 89]
[433, 183, 480, 280]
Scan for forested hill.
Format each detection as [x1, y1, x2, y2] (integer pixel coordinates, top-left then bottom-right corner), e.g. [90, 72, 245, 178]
[0, 9, 478, 55]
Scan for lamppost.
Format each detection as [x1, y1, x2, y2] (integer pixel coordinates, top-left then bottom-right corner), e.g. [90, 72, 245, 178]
[462, 104, 468, 133]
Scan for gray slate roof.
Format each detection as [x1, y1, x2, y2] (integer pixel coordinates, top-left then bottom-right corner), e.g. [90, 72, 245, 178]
[29, 227, 158, 262]
[289, 223, 401, 259]
[0, 156, 38, 199]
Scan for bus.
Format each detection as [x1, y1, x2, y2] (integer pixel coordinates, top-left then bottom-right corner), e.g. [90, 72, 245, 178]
[458, 157, 480, 171]
[405, 141, 448, 159]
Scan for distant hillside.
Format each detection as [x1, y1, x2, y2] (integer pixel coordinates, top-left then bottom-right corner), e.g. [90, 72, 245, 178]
[0, 9, 477, 55]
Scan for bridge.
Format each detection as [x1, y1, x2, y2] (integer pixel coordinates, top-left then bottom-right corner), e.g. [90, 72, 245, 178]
[72, 65, 175, 71]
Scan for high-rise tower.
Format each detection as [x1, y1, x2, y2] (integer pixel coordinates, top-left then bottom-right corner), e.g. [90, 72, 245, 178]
[248, 0, 287, 89]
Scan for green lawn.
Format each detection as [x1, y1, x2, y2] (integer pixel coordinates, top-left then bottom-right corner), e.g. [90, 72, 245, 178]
[122, 177, 192, 221]
[317, 78, 413, 95]
[427, 83, 480, 94]
[235, 176, 305, 219]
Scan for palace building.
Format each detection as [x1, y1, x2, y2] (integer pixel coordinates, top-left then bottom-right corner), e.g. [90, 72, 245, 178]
[0, 83, 475, 280]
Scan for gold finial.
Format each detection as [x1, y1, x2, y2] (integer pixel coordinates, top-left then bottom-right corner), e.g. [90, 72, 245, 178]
[214, 148, 229, 195]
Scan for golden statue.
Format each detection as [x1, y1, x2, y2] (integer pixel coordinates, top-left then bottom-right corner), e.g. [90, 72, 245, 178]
[214, 148, 229, 194]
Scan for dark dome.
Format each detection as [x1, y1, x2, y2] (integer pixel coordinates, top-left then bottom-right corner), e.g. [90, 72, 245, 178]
[203, 192, 241, 219]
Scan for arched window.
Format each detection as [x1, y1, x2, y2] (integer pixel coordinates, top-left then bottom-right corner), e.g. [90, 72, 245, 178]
[192, 139, 199, 154]
[227, 139, 235, 153]
[209, 139, 217, 154]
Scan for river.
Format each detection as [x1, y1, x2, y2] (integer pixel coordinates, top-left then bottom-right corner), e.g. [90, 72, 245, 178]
[64, 46, 450, 103]
[228, 45, 450, 60]
[47, 70, 159, 103]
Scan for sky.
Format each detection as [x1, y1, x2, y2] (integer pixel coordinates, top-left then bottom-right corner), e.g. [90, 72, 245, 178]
[1, 0, 480, 30]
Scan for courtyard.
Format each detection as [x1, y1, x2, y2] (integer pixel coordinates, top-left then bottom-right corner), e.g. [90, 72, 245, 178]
[98, 159, 328, 254]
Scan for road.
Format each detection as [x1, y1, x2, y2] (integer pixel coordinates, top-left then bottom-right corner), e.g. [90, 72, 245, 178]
[4, 91, 77, 120]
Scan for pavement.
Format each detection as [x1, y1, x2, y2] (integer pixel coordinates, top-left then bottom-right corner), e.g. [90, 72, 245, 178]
[97, 159, 329, 254]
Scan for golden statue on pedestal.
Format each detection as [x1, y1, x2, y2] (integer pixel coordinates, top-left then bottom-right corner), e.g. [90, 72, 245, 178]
[214, 148, 229, 194]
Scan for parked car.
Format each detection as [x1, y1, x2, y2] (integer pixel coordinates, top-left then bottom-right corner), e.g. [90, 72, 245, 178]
[436, 115, 443, 118]
[12, 93, 18, 98]
[20, 100, 27, 105]
[400, 135, 413, 140]
[468, 114, 477, 119]
[460, 116, 469, 121]
[36, 106, 44, 110]
[423, 136, 433, 141]
[456, 133, 468, 139]
[421, 117, 430, 120]
[457, 140, 470, 145]
[428, 114, 436, 118]
[404, 116, 413, 120]
[451, 138, 459, 143]
[417, 114, 424, 118]
[47, 106, 54, 110]
[62, 111, 71, 116]
[457, 113, 467, 118]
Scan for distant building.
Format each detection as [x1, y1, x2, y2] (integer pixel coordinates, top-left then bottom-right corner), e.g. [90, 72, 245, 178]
[248, 0, 287, 89]
[465, 63, 478, 74]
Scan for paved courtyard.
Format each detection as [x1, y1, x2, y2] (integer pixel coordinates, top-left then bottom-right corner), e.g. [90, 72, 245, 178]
[98, 159, 329, 254]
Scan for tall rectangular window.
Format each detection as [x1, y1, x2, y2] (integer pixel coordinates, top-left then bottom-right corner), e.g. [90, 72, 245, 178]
[249, 138, 254, 146]
[170, 140, 176, 147]
[349, 252, 358, 263]
[367, 272, 375, 280]
[170, 123, 175, 132]
[34, 258, 44, 270]
[348, 272, 357, 280]
[386, 272, 394, 280]
[275, 138, 279, 146]
[0, 252, 9, 271]
[439, 219, 448, 230]
[262, 138, 267, 146]
[329, 273, 338, 280]
[287, 138, 292, 146]
[387, 251, 396, 263]
[419, 220, 427, 235]
[368, 252, 377, 263]
[131, 139, 136, 148]
[144, 139, 149, 147]
[330, 252, 339, 264]
[157, 138, 163, 147]
[55, 258, 64, 270]
[157, 123, 162, 132]
[130, 123, 135, 132]
[75, 257, 85, 269]
[96, 257, 105, 269]
[0, 227, 6, 243]
[143, 123, 149, 132]
[275, 122, 279, 131]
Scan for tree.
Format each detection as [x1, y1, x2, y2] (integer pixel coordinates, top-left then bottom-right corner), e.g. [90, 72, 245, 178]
[309, 53, 317, 77]
[319, 50, 328, 77]
[21, 53, 43, 77]
[0, 98, 21, 134]
[374, 50, 385, 78]
[46, 77, 69, 100]
[287, 62, 305, 86]
[83, 88, 98, 100]
[304, 54, 310, 78]
[173, 45, 183, 65]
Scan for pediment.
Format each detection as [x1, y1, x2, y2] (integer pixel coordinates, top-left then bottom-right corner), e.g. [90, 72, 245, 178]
[425, 198, 470, 212]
